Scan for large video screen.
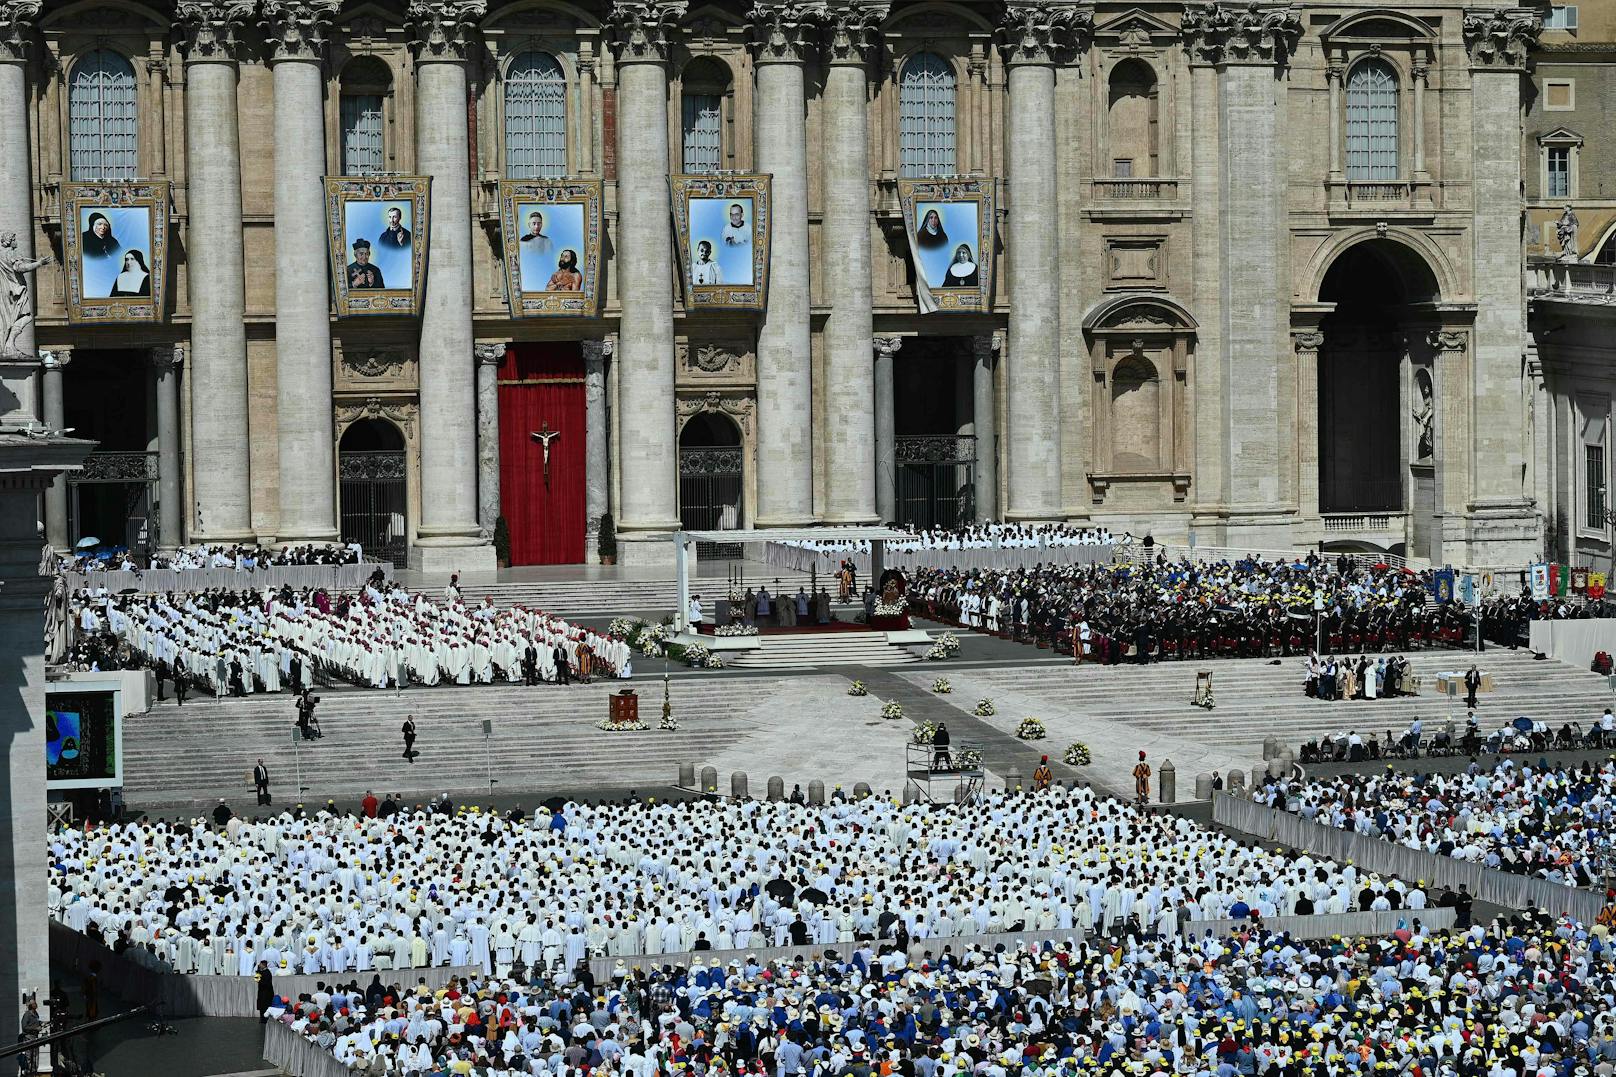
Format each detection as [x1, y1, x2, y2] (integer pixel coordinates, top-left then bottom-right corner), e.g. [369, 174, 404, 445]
[45, 689, 119, 788]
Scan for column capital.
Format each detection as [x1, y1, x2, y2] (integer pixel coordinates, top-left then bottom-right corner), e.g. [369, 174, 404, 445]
[260, 0, 342, 64]
[150, 342, 185, 371]
[1180, 2, 1302, 68]
[39, 348, 69, 371]
[749, 0, 826, 64]
[580, 337, 615, 365]
[996, 2, 1094, 66]
[608, 0, 686, 64]
[406, 0, 486, 62]
[175, 0, 256, 63]
[0, 1, 41, 65]
[972, 333, 996, 361]
[1291, 329, 1324, 353]
[822, 1, 887, 65]
[472, 342, 506, 366]
[1462, 7, 1541, 70]
[873, 336, 903, 358]
[1428, 328, 1469, 354]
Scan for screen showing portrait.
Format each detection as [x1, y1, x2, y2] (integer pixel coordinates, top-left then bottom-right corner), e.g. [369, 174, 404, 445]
[45, 689, 118, 787]
[689, 196, 755, 287]
[78, 206, 153, 301]
[913, 201, 982, 291]
[516, 202, 586, 293]
[342, 199, 414, 293]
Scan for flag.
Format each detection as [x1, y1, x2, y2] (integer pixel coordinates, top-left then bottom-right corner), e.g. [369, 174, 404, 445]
[1530, 563, 1550, 600]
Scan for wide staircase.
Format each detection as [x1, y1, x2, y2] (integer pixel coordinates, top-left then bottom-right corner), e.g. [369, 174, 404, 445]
[724, 631, 925, 670]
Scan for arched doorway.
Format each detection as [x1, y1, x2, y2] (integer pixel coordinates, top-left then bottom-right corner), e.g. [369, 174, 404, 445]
[679, 412, 743, 559]
[1316, 240, 1440, 516]
[338, 419, 407, 566]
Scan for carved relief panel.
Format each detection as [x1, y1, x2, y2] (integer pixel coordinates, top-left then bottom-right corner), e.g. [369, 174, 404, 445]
[675, 337, 755, 386]
[334, 340, 419, 393]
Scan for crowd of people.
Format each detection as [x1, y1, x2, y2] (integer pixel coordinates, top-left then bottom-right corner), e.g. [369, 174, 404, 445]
[67, 579, 628, 696]
[780, 523, 1126, 555]
[1303, 653, 1415, 701]
[58, 542, 366, 573]
[908, 553, 1472, 661]
[1251, 757, 1616, 887]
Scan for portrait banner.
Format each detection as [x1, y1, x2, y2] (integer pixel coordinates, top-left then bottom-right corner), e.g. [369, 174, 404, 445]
[498, 179, 603, 318]
[897, 177, 995, 314]
[325, 177, 431, 317]
[670, 174, 771, 310]
[63, 181, 171, 324]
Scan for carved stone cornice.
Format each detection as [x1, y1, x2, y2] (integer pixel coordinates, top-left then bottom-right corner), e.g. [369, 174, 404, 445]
[1462, 7, 1541, 70]
[749, 0, 826, 64]
[175, 0, 256, 63]
[150, 343, 184, 372]
[997, 2, 1094, 66]
[676, 391, 755, 436]
[334, 396, 417, 440]
[822, 0, 887, 65]
[260, 0, 342, 63]
[1181, 2, 1302, 67]
[1428, 329, 1468, 354]
[406, 0, 486, 62]
[0, 1, 41, 65]
[608, 0, 686, 64]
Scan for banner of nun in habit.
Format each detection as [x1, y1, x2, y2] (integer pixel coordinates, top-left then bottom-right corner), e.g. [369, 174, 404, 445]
[324, 177, 431, 317]
[63, 181, 171, 324]
[498, 179, 603, 318]
[670, 174, 771, 311]
[897, 177, 995, 314]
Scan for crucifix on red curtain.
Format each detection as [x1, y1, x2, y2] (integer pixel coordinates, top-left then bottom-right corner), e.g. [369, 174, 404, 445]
[531, 421, 561, 487]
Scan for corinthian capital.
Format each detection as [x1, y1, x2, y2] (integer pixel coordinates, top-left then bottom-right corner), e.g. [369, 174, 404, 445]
[175, 0, 256, 62]
[261, 0, 342, 63]
[608, 0, 686, 63]
[750, 0, 826, 63]
[0, 1, 41, 65]
[406, 0, 486, 61]
[1462, 7, 1541, 69]
[822, 1, 888, 65]
[1181, 2, 1301, 66]
[996, 1, 1094, 66]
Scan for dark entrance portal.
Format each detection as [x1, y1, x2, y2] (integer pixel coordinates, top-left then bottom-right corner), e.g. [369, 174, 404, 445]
[339, 419, 408, 566]
[679, 412, 744, 560]
[894, 337, 976, 529]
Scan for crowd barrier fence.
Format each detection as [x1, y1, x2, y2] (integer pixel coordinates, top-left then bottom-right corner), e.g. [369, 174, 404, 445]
[762, 542, 1116, 578]
[265, 1020, 355, 1077]
[1212, 794, 1606, 923]
[62, 562, 388, 595]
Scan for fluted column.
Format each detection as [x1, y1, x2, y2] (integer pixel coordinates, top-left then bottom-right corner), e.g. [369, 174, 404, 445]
[973, 333, 998, 522]
[473, 342, 504, 534]
[751, 1, 818, 526]
[40, 348, 68, 549]
[408, 0, 494, 573]
[582, 337, 613, 556]
[873, 336, 900, 522]
[152, 344, 184, 550]
[608, 1, 684, 557]
[819, 2, 885, 525]
[997, 3, 1089, 522]
[176, 0, 254, 540]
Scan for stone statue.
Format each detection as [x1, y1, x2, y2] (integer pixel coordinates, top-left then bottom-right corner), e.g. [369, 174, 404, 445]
[1412, 369, 1434, 463]
[0, 230, 53, 360]
[1556, 204, 1580, 262]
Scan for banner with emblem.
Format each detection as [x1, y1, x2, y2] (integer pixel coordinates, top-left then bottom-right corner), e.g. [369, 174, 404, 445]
[1529, 563, 1550, 600]
[498, 179, 603, 318]
[63, 181, 171, 324]
[325, 176, 430, 317]
[897, 176, 995, 315]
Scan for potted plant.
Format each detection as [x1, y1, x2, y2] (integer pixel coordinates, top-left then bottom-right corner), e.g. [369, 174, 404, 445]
[493, 515, 511, 569]
[598, 513, 617, 565]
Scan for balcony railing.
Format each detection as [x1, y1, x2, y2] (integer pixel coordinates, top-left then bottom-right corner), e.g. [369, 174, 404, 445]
[1323, 513, 1397, 532]
[1092, 178, 1178, 200]
[1528, 258, 1616, 305]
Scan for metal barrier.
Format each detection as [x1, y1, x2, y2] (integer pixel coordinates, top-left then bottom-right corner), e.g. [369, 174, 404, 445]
[264, 1020, 357, 1077]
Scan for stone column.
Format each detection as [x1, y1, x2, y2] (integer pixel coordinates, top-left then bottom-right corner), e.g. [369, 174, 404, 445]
[1429, 328, 1471, 560]
[176, 0, 255, 541]
[408, 0, 494, 573]
[608, 1, 683, 559]
[1325, 61, 1343, 180]
[264, 0, 340, 544]
[152, 344, 184, 550]
[582, 337, 613, 557]
[997, 3, 1090, 523]
[40, 348, 68, 549]
[473, 342, 505, 534]
[873, 336, 901, 523]
[0, 1, 42, 434]
[1411, 59, 1428, 181]
[1292, 329, 1323, 530]
[973, 333, 998, 521]
[819, 1, 885, 525]
[750, 1, 817, 526]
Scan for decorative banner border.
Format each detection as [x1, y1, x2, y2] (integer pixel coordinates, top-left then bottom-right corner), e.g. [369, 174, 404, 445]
[62, 181, 171, 324]
[497, 179, 603, 318]
[324, 176, 431, 317]
[670, 173, 772, 311]
[897, 176, 996, 315]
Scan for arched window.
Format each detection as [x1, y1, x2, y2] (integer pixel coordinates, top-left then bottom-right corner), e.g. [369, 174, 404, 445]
[69, 50, 138, 181]
[899, 52, 956, 177]
[505, 51, 568, 178]
[340, 57, 392, 175]
[681, 58, 731, 174]
[1107, 60, 1159, 178]
[1110, 356, 1161, 471]
[1345, 60, 1399, 181]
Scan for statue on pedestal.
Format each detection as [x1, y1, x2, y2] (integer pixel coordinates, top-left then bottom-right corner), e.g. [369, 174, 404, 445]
[1556, 205, 1581, 263]
[0, 230, 52, 360]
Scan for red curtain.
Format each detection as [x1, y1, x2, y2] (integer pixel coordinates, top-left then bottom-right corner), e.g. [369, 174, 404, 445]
[498, 343, 587, 565]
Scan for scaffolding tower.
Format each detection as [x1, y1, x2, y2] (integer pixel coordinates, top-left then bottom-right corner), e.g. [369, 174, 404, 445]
[906, 741, 986, 803]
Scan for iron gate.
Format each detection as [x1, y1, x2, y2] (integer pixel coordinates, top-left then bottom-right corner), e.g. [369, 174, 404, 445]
[895, 435, 976, 530]
[68, 451, 158, 552]
[339, 450, 408, 567]
[679, 446, 744, 559]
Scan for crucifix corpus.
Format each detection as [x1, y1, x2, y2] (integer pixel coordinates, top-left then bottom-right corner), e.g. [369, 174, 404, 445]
[531, 421, 561, 488]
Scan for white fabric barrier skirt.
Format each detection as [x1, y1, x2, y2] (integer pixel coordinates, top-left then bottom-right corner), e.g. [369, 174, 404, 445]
[763, 542, 1115, 578]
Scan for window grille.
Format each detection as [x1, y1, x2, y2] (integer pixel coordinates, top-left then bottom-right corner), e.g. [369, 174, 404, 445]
[899, 52, 956, 178]
[505, 52, 568, 178]
[1345, 60, 1398, 182]
[69, 50, 138, 181]
[682, 92, 723, 173]
[341, 94, 385, 175]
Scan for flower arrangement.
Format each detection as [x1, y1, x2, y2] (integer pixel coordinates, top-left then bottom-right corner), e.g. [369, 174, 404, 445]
[881, 701, 905, 720]
[1016, 717, 1047, 740]
[926, 642, 955, 660]
[932, 677, 952, 694]
[659, 710, 680, 731]
[683, 644, 713, 668]
[873, 600, 908, 617]
[597, 716, 649, 732]
[608, 617, 642, 640]
[848, 680, 868, 697]
[727, 589, 746, 603]
[1063, 741, 1092, 767]
[704, 654, 725, 669]
[936, 632, 961, 655]
[715, 624, 759, 637]
[956, 748, 983, 770]
[974, 699, 996, 717]
[912, 721, 940, 744]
